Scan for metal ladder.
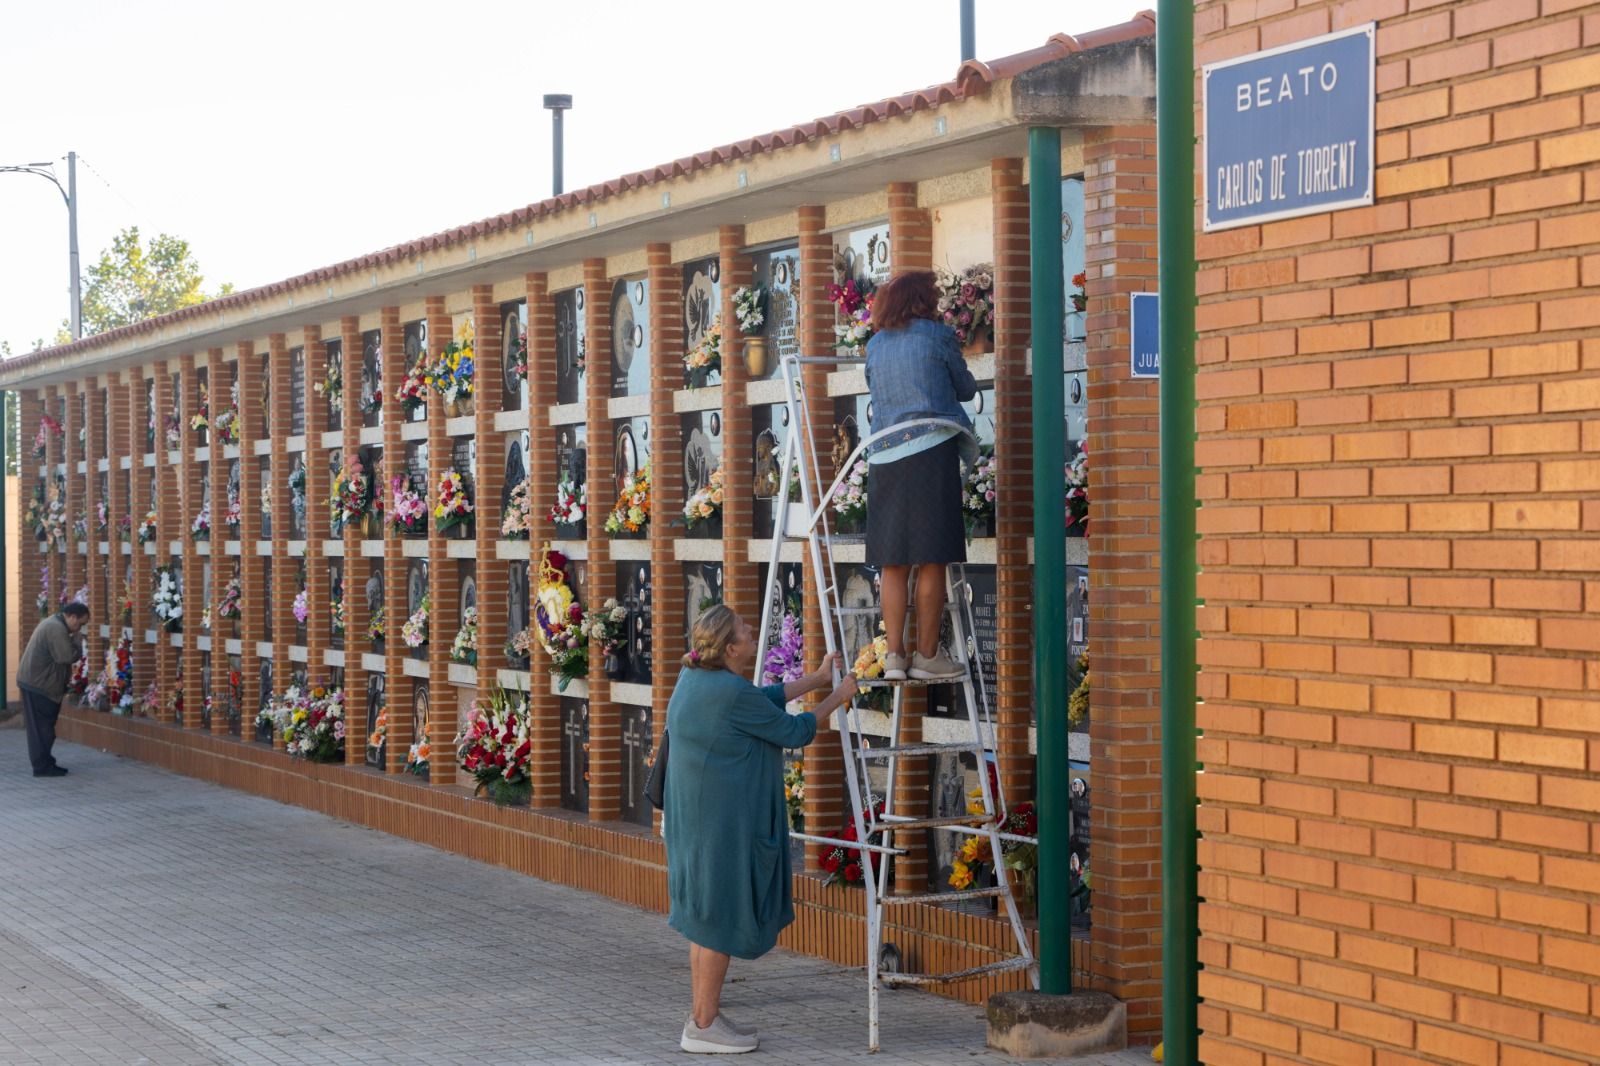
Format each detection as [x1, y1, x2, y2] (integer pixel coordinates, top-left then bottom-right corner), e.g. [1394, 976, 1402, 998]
[754, 351, 1038, 1052]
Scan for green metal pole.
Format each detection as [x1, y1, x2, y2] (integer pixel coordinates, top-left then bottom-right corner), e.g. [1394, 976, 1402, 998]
[1158, 2, 1200, 1062]
[1028, 125, 1069, 996]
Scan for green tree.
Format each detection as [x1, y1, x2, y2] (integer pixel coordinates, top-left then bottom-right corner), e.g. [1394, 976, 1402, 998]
[75, 226, 232, 336]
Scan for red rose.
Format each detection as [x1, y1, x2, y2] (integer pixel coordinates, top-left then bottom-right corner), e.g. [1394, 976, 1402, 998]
[843, 862, 861, 882]
[822, 851, 840, 873]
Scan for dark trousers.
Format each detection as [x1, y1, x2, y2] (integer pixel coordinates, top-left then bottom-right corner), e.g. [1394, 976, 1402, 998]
[20, 687, 62, 773]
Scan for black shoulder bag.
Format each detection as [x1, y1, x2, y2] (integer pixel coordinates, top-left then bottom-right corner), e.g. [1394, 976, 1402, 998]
[644, 730, 669, 810]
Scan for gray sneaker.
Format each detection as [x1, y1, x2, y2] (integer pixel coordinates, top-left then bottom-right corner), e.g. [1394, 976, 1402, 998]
[884, 653, 909, 681]
[686, 1011, 756, 1038]
[681, 1013, 758, 1054]
[910, 650, 964, 681]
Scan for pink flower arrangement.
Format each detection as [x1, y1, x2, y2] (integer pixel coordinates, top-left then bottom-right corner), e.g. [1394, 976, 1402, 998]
[389, 476, 427, 534]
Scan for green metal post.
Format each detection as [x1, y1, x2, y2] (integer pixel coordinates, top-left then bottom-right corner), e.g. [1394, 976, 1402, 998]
[1158, 1, 1200, 1062]
[1027, 125, 1069, 995]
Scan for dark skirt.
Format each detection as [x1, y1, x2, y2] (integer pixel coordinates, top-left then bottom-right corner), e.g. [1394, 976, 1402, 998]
[865, 437, 967, 567]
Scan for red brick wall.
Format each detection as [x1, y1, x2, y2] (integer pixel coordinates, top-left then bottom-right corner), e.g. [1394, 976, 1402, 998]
[583, 258, 619, 821]
[380, 308, 411, 773]
[524, 274, 561, 804]
[1082, 124, 1163, 1040]
[1194, 3, 1600, 1063]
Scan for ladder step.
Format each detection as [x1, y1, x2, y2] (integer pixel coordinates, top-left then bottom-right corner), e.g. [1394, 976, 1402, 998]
[858, 741, 984, 759]
[856, 674, 968, 689]
[869, 813, 991, 833]
[879, 957, 1035, 986]
[880, 886, 1009, 906]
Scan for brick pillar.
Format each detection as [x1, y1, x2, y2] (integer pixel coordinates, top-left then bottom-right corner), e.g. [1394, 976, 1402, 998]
[17, 391, 43, 641]
[84, 380, 107, 666]
[524, 273, 560, 805]
[1082, 125, 1161, 1033]
[882, 187, 935, 891]
[124, 374, 151, 708]
[204, 349, 230, 734]
[235, 343, 264, 743]
[268, 335, 294, 748]
[647, 243, 685, 832]
[339, 316, 369, 764]
[152, 368, 179, 719]
[992, 158, 1036, 805]
[61, 384, 84, 621]
[380, 308, 411, 773]
[717, 225, 757, 626]
[107, 374, 130, 643]
[796, 206, 847, 869]
[302, 328, 332, 689]
[177, 355, 204, 728]
[583, 258, 619, 821]
[425, 297, 460, 782]
[472, 285, 507, 693]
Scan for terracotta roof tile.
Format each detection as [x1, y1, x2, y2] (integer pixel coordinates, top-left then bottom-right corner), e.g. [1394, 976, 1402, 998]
[3, 14, 1155, 379]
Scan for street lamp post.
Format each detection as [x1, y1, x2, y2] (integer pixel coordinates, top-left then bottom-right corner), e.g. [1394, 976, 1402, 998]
[542, 96, 572, 198]
[0, 151, 80, 340]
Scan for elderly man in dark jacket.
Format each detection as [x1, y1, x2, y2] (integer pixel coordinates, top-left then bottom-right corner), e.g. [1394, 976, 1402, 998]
[17, 602, 88, 777]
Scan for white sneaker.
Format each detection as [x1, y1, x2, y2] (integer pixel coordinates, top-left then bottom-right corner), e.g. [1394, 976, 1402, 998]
[686, 1011, 756, 1037]
[681, 1013, 758, 1054]
[884, 653, 909, 681]
[910, 650, 964, 681]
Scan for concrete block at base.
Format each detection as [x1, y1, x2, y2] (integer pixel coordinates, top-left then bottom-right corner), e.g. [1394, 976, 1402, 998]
[986, 989, 1127, 1059]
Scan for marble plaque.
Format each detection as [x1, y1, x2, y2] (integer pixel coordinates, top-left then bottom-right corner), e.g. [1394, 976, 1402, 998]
[403, 321, 427, 422]
[619, 704, 653, 827]
[609, 277, 651, 398]
[749, 247, 799, 377]
[502, 301, 527, 412]
[256, 659, 274, 742]
[560, 697, 589, 813]
[257, 457, 272, 538]
[751, 403, 791, 539]
[411, 682, 430, 779]
[226, 655, 243, 736]
[682, 257, 721, 388]
[1069, 765, 1091, 927]
[324, 339, 343, 431]
[262, 558, 273, 641]
[1067, 565, 1089, 706]
[554, 287, 586, 407]
[329, 562, 345, 650]
[289, 455, 307, 538]
[288, 348, 306, 436]
[614, 562, 653, 684]
[930, 750, 983, 895]
[928, 565, 997, 720]
[502, 436, 528, 516]
[610, 417, 650, 514]
[681, 411, 722, 539]
[199, 652, 213, 729]
[506, 562, 530, 667]
[362, 330, 383, 428]
[684, 564, 724, 650]
[365, 673, 387, 769]
[834, 224, 891, 289]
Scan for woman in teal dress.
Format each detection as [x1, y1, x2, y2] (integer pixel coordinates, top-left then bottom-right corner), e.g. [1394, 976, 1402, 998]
[666, 605, 857, 1054]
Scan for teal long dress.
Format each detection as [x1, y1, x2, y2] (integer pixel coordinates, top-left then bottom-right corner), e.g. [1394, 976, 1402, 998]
[665, 666, 818, 959]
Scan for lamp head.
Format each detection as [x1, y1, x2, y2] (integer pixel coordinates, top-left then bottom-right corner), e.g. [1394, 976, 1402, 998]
[542, 94, 572, 112]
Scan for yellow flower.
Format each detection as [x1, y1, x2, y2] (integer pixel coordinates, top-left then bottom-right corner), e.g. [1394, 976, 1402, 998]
[949, 860, 974, 890]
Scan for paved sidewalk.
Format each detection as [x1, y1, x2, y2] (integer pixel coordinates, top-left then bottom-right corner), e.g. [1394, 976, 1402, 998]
[0, 727, 1150, 1065]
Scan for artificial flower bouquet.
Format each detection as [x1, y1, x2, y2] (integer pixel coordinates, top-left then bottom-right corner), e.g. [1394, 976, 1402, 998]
[152, 565, 183, 633]
[681, 467, 725, 530]
[137, 510, 159, 544]
[533, 549, 587, 689]
[218, 576, 243, 620]
[389, 476, 427, 535]
[934, 262, 995, 350]
[961, 446, 997, 537]
[450, 606, 479, 666]
[603, 463, 651, 536]
[1065, 441, 1089, 534]
[433, 471, 474, 534]
[501, 476, 533, 540]
[831, 460, 869, 526]
[547, 478, 586, 535]
[330, 457, 375, 533]
[454, 686, 533, 806]
[401, 595, 430, 648]
[266, 683, 347, 763]
[395, 359, 429, 415]
[820, 803, 887, 887]
[427, 322, 475, 405]
[732, 284, 768, 335]
[828, 276, 875, 354]
[508, 327, 529, 383]
[684, 316, 721, 388]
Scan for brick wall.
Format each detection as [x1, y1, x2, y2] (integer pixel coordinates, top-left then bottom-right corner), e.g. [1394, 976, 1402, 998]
[524, 275, 561, 804]
[1193, 3, 1600, 1063]
[1083, 124, 1163, 1040]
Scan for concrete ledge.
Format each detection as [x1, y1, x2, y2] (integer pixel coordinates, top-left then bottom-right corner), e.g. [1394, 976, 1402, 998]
[986, 989, 1126, 1059]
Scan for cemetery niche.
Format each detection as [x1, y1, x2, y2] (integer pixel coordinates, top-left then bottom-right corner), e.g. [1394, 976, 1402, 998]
[680, 410, 722, 539]
[365, 673, 387, 770]
[554, 287, 586, 407]
[619, 704, 653, 828]
[560, 697, 589, 813]
[612, 562, 653, 685]
[609, 276, 650, 398]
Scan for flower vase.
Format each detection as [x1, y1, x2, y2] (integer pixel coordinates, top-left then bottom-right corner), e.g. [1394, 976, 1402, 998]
[962, 328, 990, 358]
[481, 777, 532, 807]
[690, 512, 724, 540]
[363, 511, 383, 540]
[552, 521, 585, 542]
[604, 653, 626, 680]
[743, 336, 769, 377]
[784, 503, 812, 539]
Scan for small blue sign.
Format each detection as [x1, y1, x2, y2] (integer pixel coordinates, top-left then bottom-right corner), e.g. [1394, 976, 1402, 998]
[1203, 24, 1374, 231]
[1130, 292, 1159, 379]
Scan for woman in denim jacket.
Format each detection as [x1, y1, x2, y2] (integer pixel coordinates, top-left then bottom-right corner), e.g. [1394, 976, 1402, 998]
[862, 270, 977, 681]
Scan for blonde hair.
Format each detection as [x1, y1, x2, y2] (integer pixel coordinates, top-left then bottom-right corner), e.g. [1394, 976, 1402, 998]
[683, 604, 739, 670]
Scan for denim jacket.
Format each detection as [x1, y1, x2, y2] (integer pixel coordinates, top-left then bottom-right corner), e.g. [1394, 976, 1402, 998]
[864, 318, 978, 466]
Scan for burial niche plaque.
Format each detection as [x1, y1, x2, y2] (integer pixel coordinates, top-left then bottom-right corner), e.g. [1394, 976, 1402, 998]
[560, 697, 589, 813]
[620, 704, 653, 827]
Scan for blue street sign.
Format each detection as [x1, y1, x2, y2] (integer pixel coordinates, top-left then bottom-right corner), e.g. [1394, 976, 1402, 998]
[1202, 24, 1375, 231]
[1131, 292, 1159, 379]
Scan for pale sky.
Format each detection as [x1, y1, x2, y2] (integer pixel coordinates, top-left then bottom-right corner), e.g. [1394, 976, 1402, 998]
[1, 0, 1127, 354]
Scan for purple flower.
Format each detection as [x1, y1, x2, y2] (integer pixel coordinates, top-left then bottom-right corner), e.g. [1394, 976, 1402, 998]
[762, 611, 805, 685]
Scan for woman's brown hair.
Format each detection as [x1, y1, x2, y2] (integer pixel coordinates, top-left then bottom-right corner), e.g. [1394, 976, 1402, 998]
[682, 604, 740, 670]
[870, 270, 939, 332]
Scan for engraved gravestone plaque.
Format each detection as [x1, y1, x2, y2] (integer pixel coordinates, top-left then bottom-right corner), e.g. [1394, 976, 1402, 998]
[199, 652, 213, 728]
[256, 659, 274, 742]
[362, 330, 382, 428]
[324, 339, 343, 431]
[750, 248, 799, 375]
[502, 302, 526, 411]
[411, 682, 430, 779]
[403, 321, 427, 421]
[1069, 769, 1091, 927]
[407, 560, 429, 658]
[506, 562, 530, 667]
[560, 697, 589, 812]
[615, 562, 653, 684]
[684, 564, 724, 649]
[365, 673, 386, 768]
[289, 455, 307, 538]
[555, 288, 586, 406]
[620, 705, 653, 827]
[502, 437, 527, 515]
[929, 565, 997, 720]
[329, 562, 345, 649]
[610, 277, 651, 398]
[288, 347, 306, 436]
[256, 457, 272, 538]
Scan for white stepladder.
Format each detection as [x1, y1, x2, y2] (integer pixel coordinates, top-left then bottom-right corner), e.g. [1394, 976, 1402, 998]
[754, 350, 1039, 1052]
